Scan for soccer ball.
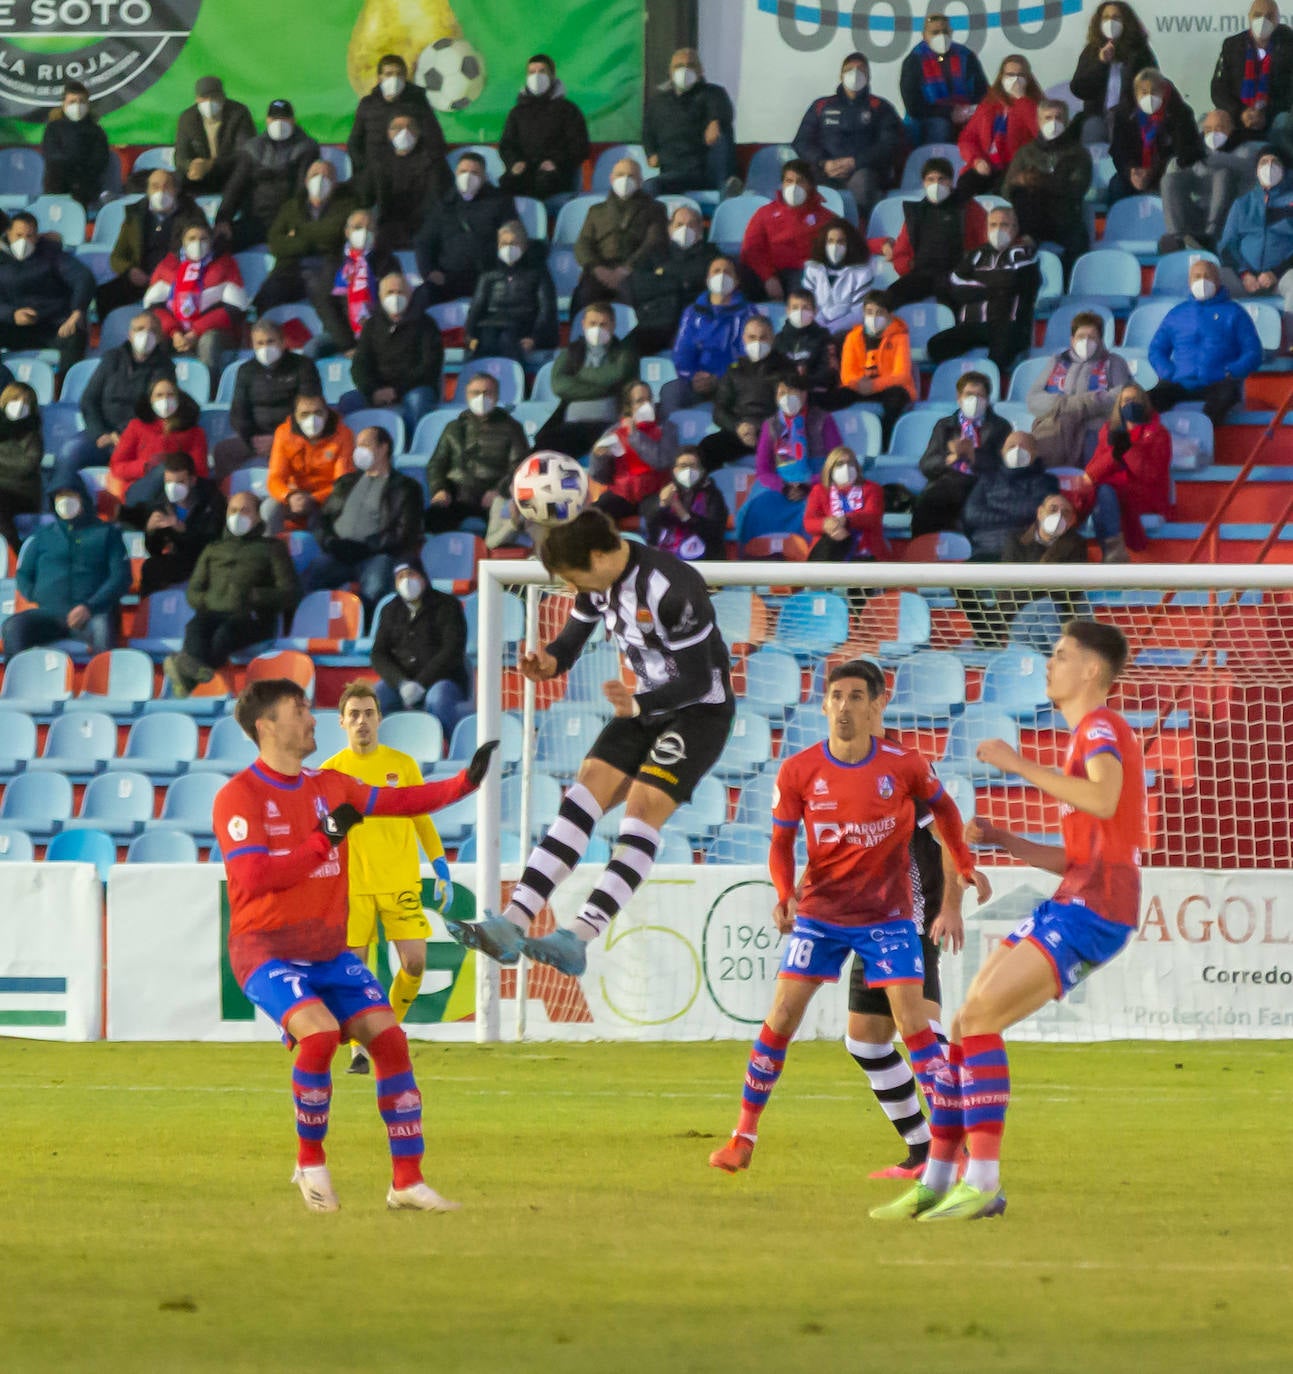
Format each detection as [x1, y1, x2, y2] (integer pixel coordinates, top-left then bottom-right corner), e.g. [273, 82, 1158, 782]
[511, 452, 589, 526]
[415, 37, 486, 113]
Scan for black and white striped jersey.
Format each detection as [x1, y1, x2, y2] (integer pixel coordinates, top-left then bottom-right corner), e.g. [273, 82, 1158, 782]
[545, 544, 733, 717]
[910, 801, 945, 937]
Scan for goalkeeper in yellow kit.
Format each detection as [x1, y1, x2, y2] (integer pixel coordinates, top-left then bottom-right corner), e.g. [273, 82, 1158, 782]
[324, 680, 455, 1074]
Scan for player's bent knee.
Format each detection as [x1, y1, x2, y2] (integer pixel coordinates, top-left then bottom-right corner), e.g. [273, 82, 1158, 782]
[576, 757, 632, 809]
[625, 779, 678, 827]
[847, 1012, 896, 1044]
[401, 953, 426, 979]
[285, 1001, 342, 1042]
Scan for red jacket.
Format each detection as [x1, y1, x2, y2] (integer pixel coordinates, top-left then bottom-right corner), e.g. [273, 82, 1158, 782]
[1080, 417, 1172, 550]
[803, 472, 889, 561]
[108, 416, 209, 485]
[741, 194, 840, 283]
[143, 252, 247, 337]
[958, 96, 1039, 173]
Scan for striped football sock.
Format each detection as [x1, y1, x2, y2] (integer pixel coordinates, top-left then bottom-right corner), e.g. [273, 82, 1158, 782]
[902, 1024, 946, 1106]
[506, 782, 603, 926]
[368, 1025, 424, 1190]
[570, 818, 660, 941]
[292, 1029, 339, 1168]
[961, 1033, 1011, 1192]
[845, 1036, 931, 1149]
[735, 1022, 790, 1140]
[922, 1041, 965, 1194]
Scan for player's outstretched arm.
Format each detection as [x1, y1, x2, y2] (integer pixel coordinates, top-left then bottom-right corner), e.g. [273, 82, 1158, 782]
[966, 817, 1067, 875]
[368, 742, 499, 819]
[975, 738, 1124, 819]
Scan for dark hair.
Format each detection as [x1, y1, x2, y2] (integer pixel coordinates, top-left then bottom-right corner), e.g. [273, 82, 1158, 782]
[922, 156, 955, 180]
[956, 369, 992, 395]
[63, 81, 89, 99]
[826, 658, 886, 698]
[161, 450, 196, 474]
[863, 289, 891, 309]
[378, 54, 407, 74]
[234, 678, 306, 744]
[781, 157, 817, 188]
[1083, 1, 1148, 53]
[338, 679, 380, 716]
[1069, 310, 1105, 337]
[362, 424, 394, 454]
[540, 508, 622, 574]
[1060, 618, 1129, 682]
[10, 211, 37, 231]
[528, 53, 556, 72]
[809, 217, 869, 267]
[785, 286, 815, 307]
[620, 377, 651, 411]
[457, 151, 488, 171]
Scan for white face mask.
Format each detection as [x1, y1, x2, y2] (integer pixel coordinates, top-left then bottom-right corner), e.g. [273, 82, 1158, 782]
[1101, 17, 1124, 39]
[1138, 93, 1163, 116]
[64, 101, 88, 122]
[526, 70, 552, 97]
[707, 271, 734, 296]
[149, 190, 176, 214]
[1191, 277, 1218, 300]
[611, 174, 638, 199]
[382, 293, 409, 318]
[348, 227, 373, 252]
[782, 182, 808, 208]
[1003, 446, 1031, 469]
[498, 243, 523, 265]
[959, 393, 984, 420]
[1040, 510, 1066, 537]
[54, 495, 82, 521]
[670, 224, 699, 249]
[198, 99, 222, 121]
[9, 237, 34, 262]
[1002, 74, 1026, 97]
[456, 169, 482, 198]
[397, 576, 424, 601]
[152, 394, 179, 419]
[675, 466, 701, 489]
[924, 180, 951, 204]
[467, 392, 495, 416]
[929, 32, 952, 55]
[267, 118, 292, 142]
[298, 412, 325, 437]
[1073, 335, 1098, 360]
[1041, 120, 1065, 141]
[131, 331, 157, 357]
[672, 67, 698, 92]
[842, 68, 868, 93]
[633, 401, 656, 425]
[1204, 130, 1228, 151]
[584, 324, 611, 348]
[392, 129, 417, 154]
[227, 511, 254, 536]
[987, 227, 1013, 250]
[788, 307, 815, 329]
[825, 240, 847, 265]
[306, 174, 333, 202]
[4, 399, 30, 422]
[864, 312, 888, 335]
[1253, 17, 1276, 42]
[164, 480, 191, 504]
[832, 465, 857, 488]
[1259, 161, 1285, 189]
[352, 445, 376, 472]
[745, 339, 771, 362]
[380, 75, 406, 99]
[254, 343, 283, 368]
[185, 239, 210, 263]
[778, 392, 804, 416]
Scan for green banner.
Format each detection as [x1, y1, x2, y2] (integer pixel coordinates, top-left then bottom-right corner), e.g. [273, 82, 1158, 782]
[0, 0, 643, 146]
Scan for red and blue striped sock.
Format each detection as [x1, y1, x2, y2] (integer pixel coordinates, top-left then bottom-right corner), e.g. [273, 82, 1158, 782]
[902, 1024, 945, 1107]
[735, 1022, 790, 1140]
[369, 1025, 424, 1189]
[292, 1029, 339, 1168]
[922, 1040, 965, 1192]
[961, 1032, 1010, 1191]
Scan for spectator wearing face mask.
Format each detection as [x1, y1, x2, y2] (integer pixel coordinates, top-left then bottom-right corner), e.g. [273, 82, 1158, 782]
[662, 255, 756, 412]
[123, 450, 226, 596]
[346, 273, 443, 431]
[625, 204, 723, 355]
[499, 54, 591, 202]
[0, 381, 42, 557]
[1004, 493, 1089, 565]
[571, 158, 669, 311]
[1072, 383, 1172, 561]
[644, 48, 740, 196]
[174, 76, 256, 197]
[1109, 70, 1206, 202]
[1147, 259, 1264, 423]
[881, 157, 988, 309]
[347, 53, 444, 180]
[97, 169, 210, 318]
[465, 220, 558, 362]
[699, 316, 793, 469]
[1212, 1, 1293, 150]
[957, 55, 1043, 197]
[801, 220, 874, 334]
[142, 222, 247, 371]
[982, 492, 1090, 646]
[52, 310, 174, 486]
[41, 82, 110, 208]
[1218, 146, 1293, 317]
[589, 380, 680, 519]
[425, 372, 529, 535]
[3, 475, 129, 656]
[928, 205, 1039, 371]
[960, 430, 1058, 560]
[313, 208, 399, 354]
[1070, 3, 1158, 143]
[911, 370, 1010, 536]
[1003, 99, 1093, 273]
[803, 444, 888, 562]
[414, 152, 519, 303]
[358, 114, 448, 251]
[793, 52, 904, 217]
[109, 376, 208, 502]
[370, 564, 471, 731]
[211, 319, 322, 483]
[642, 447, 729, 560]
[306, 425, 424, 612]
[264, 394, 356, 534]
[1028, 310, 1132, 466]
[0, 212, 94, 376]
[900, 13, 989, 146]
[775, 287, 842, 410]
[741, 160, 840, 301]
[216, 98, 320, 252]
[164, 490, 300, 698]
[539, 302, 640, 455]
[1161, 110, 1256, 252]
[753, 376, 843, 499]
[260, 159, 359, 311]
[839, 291, 916, 443]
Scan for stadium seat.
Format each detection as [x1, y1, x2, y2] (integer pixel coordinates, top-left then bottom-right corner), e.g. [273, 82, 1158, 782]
[232, 249, 273, 300]
[712, 588, 765, 649]
[741, 647, 802, 722]
[942, 772, 978, 825]
[668, 407, 719, 446]
[1005, 356, 1051, 403]
[213, 365, 241, 405]
[107, 711, 199, 777]
[173, 357, 211, 406]
[198, 405, 234, 448]
[261, 302, 324, 342]
[99, 304, 139, 353]
[1119, 347, 1159, 389]
[1067, 248, 1142, 311]
[535, 704, 608, 780]
[938, 707, 1021, 780]
[981, 648, 1052, 722]
[902, 530, 972, 562]
[47, 827, 116, 881]
[745, 143, 798, 197]
[499, 771, 564, 834]
[64, 770, 154, 836]
[126, 828, 199, 864]
[283, 529, 323, 578]
[128, 588, 193, 655]
[511, 399, 557, 445]
[284, 589, 364, 652]
[0, 147, 45, 197]
[318, 145, 353, 182]
[669, 774, 728, 839]
[58, 356, 101, 406]
[706, 821, 773, 864]
[1124, 297, 1182, 350]
[894, 301, 954, 363]
[733, 769, 778, 827]
[922, 357, 1001, 407]
[882, 408, 939, 462]
[655, 193, 705, 222]
[433, 711, 524, 776]
[1035, 249, 1064, 316]
[816, 184, 855, 224]
[781, 702, 829, 754]
[741, 531, 809, 561]
[461, 589, 526, 661]
[431, 792, 476, 845]
[551, 194, 601, 248]
[376, 712, 445, 768]
[1240, 299, 1283, 354]
[709, 194, 769, 255]
[229, 466, 270, 498]
[132, 145, 175, 174]
[188, 714, 257, 775]
[752, 300, 787, 332]
[345, 407, 406, 454]
[640, 355, 679, 392]
[832, 405, 883, 460]
[65, 648, 155, 716]
[883, 651, 966, 726]
[570, 303, 638, 342]
[712, 706, 773, 782]
[866, 193, 918, 242]
[32, 193, 87, 246]
[1099, 194, 1166, 256]
[1151, 250, 1218, 297]
[564, 642, 625, 702]
[0, 771, 74, 838]
[0, 708, 37, 775]
[27, 710, 117, 780]
[457, 357, 524, 408]
[530, 359, 557, 403]
[318, 355, 354, 403]
[774, 590, 851, 658]
[591, 143, 649, 191]
[900, 143, 964, 190]
[152, 772, 227, 839]
[310, 713, 348, 762]
[244, 650, 315, 702]
[655, 830, 695, 863]
[89, 196, 138, 247]
[1037, 302, 1115, 356]
[0, 647, 74, 716]
[456, 830, 526, 862]
[514, 195, 548, 243]
[5, 356, 55, 404]
[410, 407, 457, 455]
[0, 825, 35, 862]
[422, 532, 482, 592]
[1162, 409, 1214, 470]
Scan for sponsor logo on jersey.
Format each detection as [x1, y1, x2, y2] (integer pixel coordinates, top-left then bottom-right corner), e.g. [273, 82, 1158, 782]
[812, 816, 898, 847]
[1086, 722, 1117, 743]
[636, 607, 655, 625]
[812, 778, 829, 796]
[227, 815, 248, 842]
[266, 801, 280, 818]
[386, 773, 400, 786]
[877, 775, 894, 799]
[649, 731, 687, 766]
[807, 800, 837, 812]
[266, 824, 291, 836]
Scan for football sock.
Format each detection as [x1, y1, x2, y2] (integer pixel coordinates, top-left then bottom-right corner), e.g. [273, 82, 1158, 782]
[389, 968, 422, 1024]
[292, 1029, 340, 1168]
[929, 1019, 949, 1052]
[735, 1022, 790, 1140]
[845, 1036, 931, 1149]
[506, 782, 602, 927]
[902, 1025, 945, 1106]
[961, 1032, 1010, 1192]
[922, 1041, 965, 1194]
[368, 1025, 424, 1190]
[571, 818, 660, 942]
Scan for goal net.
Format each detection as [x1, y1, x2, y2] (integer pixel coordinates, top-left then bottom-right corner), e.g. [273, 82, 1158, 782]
[469, 560, 1293, 1045]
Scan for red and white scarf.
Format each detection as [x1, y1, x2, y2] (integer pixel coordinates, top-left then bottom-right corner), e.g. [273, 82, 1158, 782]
[828, 483, 868, 518]
[172, 257, 206, 324]
[339, 248, 372, 334]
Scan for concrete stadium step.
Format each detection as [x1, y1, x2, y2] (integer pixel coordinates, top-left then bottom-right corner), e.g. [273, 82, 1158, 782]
[1145, 521, 1293, 563]
[1173, 468, 1293, 522]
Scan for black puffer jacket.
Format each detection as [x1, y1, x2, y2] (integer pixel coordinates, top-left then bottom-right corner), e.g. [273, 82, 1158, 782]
[425, 410, 529, 505]
[414, 185, 519, 280]
[465, 253, 559, 346]
[0, 238, 94, 328]
[124, 474, 227, 582]
[356, 142, 447, 246]
[371, 589, 470, 694]
[41, 112, 110, 205]
[642, 79, 734, 185]
[0, 408, 42, 509]
[218, 127, 321, 228]
[318, 469, 424, 563]
[80, 340, 175, 440]
[498, 81, 590, 186]
[626, 237, 722, 337]
[918, 410, 1012, 480]
[961, 457, 1059, 557]
[712, 352, 793, 432]
[351, 308, 444, 401]
[186, 521, 299, 617]
[346, 80, 446, 177]
[229, 351, 321, 442]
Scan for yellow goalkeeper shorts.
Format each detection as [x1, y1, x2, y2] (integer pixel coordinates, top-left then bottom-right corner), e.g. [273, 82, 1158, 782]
[347, 890, 431, 947]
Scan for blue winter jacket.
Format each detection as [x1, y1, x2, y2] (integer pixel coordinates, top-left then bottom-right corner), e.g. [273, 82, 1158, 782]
[671, 290, 757, 381]
[793, 88, 904, 174]
[1219, 183, 1293, 275]
[16, 479, 130, 621]
[1147, 288, 1263, 390]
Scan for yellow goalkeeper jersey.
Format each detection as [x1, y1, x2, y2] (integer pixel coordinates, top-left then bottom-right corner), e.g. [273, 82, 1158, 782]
[321, 744, 445, 896]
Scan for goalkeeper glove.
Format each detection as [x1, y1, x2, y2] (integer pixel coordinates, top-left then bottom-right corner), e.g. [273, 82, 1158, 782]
[319, 802, 364, 844]
[431, 855, 454, 913]
[466, 739, 500, 785]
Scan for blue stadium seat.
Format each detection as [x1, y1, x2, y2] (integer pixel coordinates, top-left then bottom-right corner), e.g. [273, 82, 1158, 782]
[229, 466, 270, 498]
[172, 357, 211, 405]
[894, 300, 954, 363]
[457, 830, 526, 862]
[377, 712, 445, 767]
[198, 405, 233, 447]
[712, 588, 759, 646]
[187, 714, 257, 774]
[460, 589, 525, 660]
[0, 825, 35, 862]
[514, 195, 548, 243]
[741, 647, 802, 722]
[656, 193, 705, 222]
[213, 364, 241, 404]
[530, 359, 557, 403]
[5, 356, 55, 404]
[880, 591, 932, 655]
[284, 529, 323, 578]
[421, 531, 479, 589]
[668, 406, 718, 446]
[1035, 249, 1064, 317]
[734, 770, 778, 826]
[981, 648, 1052, 722]
[535, 704, 607, 780]
[1240, 299, 1282, 354]
[591, 143, 649, 191]
[318, 145, 353, 181]
[866, 193, 917, 242]
[126, 829, 199, 864]
[883, 651, 966, 726]
[640, 355, 679, 392]
[98, 304, 139, 353]
[709, 194, 769, 255]
[1068, 248, 1142, 311]
[132, 146, 175, 173]
[1124, 297, 1183, 350]
[712, 706, 773, 781]
[65, 648, 155, 716]
[431, 711, 525, 775]
[1037, 302, 1115, 356]
[781, 703, 829, 754]
[942, 772, 978, 825]
[774, 590, 851, 657]
[655, 830, 695, 863]
[457, 357, 524, 408]
[706, 821, 773, 864]
[310, 714, 348, 762]
[47, 827, 116, 881]
[0, 771, 74, 838]
[233, 249, 273, 300]
[1005, 356, 1052, 403]
[816, 184, 856, 224]
[27, 710, 117, 780]
[1162, 409, 1214, 469]
[345, 407, 406, 454]
[32, 193, 87, 246]
[283, 588, 364, 651]
[938, 707, 1021, 780]
[670, 775, 728, 839]
[752, 300, 787, 332]
[1099, 194, 1165, 256]
[410, 407, 457, 455]
[511, 399, 557, 445]
[58, 356, 101, 406]
[832, 404, 883, 460]
[89, 196, 138, 247]
[922, 357, 1001, 407]
[0, 147, 45, 197]
[900, 143, 964, 190]
[570, 303, 638, 342]
[64, 770, 154, 836]
[552, 194, 601, 248]
[318, 355, 354, 403]
[564, 643, 624, 702]
[499, 771, 565, 835]
[0, 708, 37, 774]
[883, 408, 939, 462]
[107, 712, 199, 777]
[746, 143, 798, 197]
[1151, 250, 1218, 297]
[152, 773, 227, 839]
[0, 647, 73, 716]
[431, 792, 476, 845]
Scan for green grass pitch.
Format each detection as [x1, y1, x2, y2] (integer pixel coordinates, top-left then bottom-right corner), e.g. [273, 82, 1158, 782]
[3, 1038, 1290, 1373]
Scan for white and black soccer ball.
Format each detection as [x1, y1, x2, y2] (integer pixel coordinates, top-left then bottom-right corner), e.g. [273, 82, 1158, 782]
[416, 37, 486, 113]
[511, 452, 589, 526]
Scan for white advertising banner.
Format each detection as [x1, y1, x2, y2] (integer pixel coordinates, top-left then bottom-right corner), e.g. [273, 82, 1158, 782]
[0, 864, 102, 1041]
[700, 0, 1245, 144]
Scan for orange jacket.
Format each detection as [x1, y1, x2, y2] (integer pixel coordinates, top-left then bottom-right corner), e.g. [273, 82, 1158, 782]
[839, 317, 917, 401]
[266, 413, 355, 505]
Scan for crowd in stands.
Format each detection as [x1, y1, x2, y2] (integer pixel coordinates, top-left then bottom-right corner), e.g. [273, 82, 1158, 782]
[1, 6, 1291, 704]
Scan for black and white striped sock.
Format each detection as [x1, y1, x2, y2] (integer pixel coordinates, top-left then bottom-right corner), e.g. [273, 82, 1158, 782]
[571, 818, 660, 941]
[845, 1036, 931, 1148]
[505, 782, 602, 926]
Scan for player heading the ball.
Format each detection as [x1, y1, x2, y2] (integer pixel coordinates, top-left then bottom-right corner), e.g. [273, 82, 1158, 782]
[447, 508, 734, 977]
[872, 619, 1147, 1222]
